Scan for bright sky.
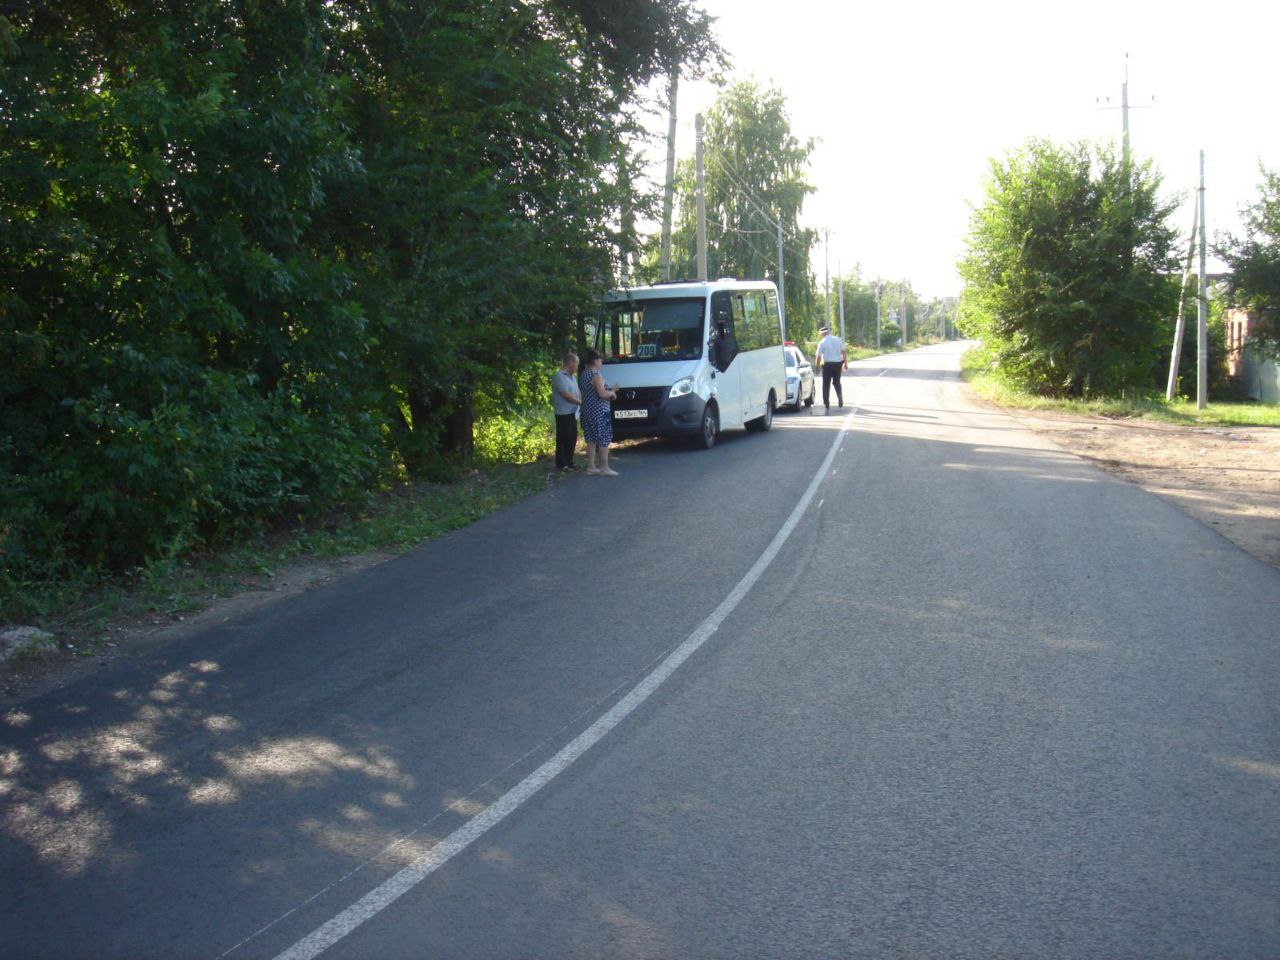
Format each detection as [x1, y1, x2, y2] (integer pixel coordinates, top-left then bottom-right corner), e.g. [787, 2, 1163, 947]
[641, 0, 1280, 299]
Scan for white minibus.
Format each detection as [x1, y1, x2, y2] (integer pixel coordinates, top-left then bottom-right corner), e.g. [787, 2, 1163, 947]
[591, 279, 787, 449]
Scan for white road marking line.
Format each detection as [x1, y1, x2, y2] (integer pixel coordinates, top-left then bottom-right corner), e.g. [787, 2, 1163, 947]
[273, 371, 889, 960]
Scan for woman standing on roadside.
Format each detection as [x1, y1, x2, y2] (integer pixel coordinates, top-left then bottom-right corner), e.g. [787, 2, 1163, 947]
[578, 349, 619, 476]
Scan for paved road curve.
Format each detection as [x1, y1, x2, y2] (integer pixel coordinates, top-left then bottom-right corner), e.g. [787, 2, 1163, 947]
[4, 342, 1278, 958]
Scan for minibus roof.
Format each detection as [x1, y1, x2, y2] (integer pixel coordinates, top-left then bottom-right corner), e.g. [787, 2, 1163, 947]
[604, 279, 777, 303]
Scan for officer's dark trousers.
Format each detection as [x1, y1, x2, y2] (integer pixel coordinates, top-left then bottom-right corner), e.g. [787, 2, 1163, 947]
[822, 361, 844, 407]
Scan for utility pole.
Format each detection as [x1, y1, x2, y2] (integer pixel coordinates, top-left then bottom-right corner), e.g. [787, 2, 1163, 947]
[1097, 53, 1153, 163]
[1122, 54, 1130, 161]
[875, 280, 882, 349]
[899, 287, 907, 346]
[694, 113, 707, 282]
[659, 68, 678, 281]
[1196, 150, 1208, 410]
[837, 257, 846, 340]
[776, 221, 787, 341]
[1165, 194, 1199, 401]
[823, 227, 831, 329]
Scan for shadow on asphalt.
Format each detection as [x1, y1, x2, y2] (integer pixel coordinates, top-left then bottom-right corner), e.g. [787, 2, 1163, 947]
[18, 391, 1278, 958]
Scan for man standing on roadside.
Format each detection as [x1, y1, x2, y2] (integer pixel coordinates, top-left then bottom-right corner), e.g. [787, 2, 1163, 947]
[814, 325, 848, 411]
[552, 352, 582, 470]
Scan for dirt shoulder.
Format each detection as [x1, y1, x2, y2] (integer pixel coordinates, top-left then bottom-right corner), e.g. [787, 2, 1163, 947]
[987, 400, 1280, 569]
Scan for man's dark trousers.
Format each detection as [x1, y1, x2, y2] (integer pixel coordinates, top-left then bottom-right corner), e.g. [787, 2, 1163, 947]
[555, 413, 578, 468]
[822, 361, 844, 407]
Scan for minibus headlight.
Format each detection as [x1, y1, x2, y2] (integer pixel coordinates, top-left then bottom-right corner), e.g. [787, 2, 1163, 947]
[669, 376, 694, 398]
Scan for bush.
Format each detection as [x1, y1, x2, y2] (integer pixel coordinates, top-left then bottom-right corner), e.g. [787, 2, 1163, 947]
[959, 139, 1178, 397]
[2, 373, 386, 582]
[472, 358, 557, 466]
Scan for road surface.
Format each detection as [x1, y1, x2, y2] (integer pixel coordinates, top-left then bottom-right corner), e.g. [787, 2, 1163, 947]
[4, 342, 1278, 958]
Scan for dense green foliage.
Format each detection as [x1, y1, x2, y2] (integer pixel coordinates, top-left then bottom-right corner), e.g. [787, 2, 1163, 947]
[649, 80, 821, 340]
[0, 0, 719, 597]
[958, 139, 1179, 397]
[1219, 165, 1280, 360]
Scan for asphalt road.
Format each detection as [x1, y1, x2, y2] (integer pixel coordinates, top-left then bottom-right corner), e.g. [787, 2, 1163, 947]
[4, 342, 1278, 959]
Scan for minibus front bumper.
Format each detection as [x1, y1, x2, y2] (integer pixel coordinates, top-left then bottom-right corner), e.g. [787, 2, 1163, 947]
[610, 391, 706, 438]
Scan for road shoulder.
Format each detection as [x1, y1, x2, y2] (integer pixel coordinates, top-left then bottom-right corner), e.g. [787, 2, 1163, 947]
[966, 389, 1280, 569]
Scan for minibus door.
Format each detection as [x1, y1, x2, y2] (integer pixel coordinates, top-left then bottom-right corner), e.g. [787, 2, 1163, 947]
[709, 295, 742, 428]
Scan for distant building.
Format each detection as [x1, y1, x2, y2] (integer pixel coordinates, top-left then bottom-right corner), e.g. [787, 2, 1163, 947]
[1226, 308, 1280, 402]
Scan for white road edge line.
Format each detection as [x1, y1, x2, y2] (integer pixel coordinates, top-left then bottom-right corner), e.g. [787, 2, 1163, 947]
[272, 369, 889, 960]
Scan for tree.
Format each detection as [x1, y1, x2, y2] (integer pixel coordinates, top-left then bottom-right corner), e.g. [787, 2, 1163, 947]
[1218, 165, 1280, 360]
[0, 0, 723, 586]
[0, 1, 379, 573]
[958, 139, 1179, 397]
[656, 80, 819, 341]
[323, 0, 722, 464]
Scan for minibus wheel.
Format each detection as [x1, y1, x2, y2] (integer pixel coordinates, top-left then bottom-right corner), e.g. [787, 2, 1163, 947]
[697, 403, 718, 449]
[747, 393, 775, 432]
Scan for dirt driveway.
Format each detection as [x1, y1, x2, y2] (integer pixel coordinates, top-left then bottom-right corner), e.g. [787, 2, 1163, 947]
[993, 403, 1280, 569]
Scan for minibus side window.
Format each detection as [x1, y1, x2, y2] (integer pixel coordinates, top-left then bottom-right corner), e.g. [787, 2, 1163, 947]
[740, 291, 767, 350]
[763, 290, 782, 346]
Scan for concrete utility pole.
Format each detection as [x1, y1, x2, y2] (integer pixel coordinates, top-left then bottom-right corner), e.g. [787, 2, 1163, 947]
[875, 280, 882, 349]
[1165, 195, 1199, 401]
[1097, 53, 1153, 163]
[659, 69, 678, 281]
[1122, 55, 1130, 161]
[824, 227, 831, 329]
[1197, 150, 1208, 410]
[777, 220, 787, 342]
[837, 258, 846, 340]
[694, 113, 707, 282]
[899, 287, 907, 346]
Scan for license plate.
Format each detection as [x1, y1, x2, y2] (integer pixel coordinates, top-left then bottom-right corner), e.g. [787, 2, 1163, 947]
[614, 409, 648, 419]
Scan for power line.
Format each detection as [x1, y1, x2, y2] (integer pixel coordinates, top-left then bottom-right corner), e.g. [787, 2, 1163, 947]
[715, 169, 783, 235]
[678, 148, 816, 267]
[706, 220, 808, 286]
[700, 175, 814, 283]
[714, 157, 812, 257]
[707, 220, 781, 280]
[717, 161, 784, 232]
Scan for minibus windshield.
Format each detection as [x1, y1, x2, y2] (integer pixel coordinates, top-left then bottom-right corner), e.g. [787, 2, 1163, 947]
[597, 297, 705, 362]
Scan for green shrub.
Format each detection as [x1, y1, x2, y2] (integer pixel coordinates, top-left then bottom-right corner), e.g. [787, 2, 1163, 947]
[959, 139, 1178, 397]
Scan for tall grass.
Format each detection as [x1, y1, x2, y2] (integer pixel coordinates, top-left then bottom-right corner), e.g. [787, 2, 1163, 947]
[961, 346, 1280, 427]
